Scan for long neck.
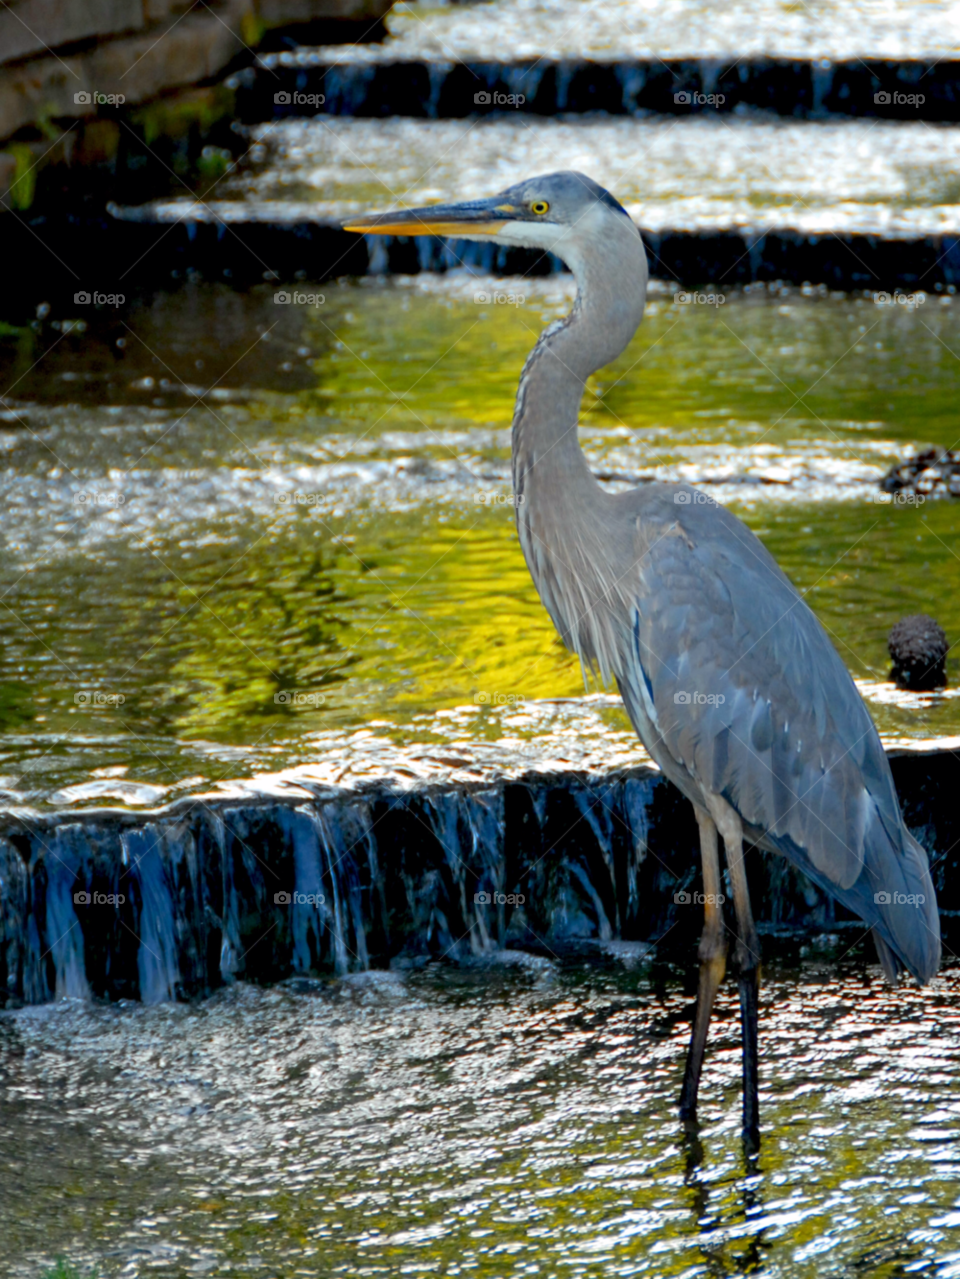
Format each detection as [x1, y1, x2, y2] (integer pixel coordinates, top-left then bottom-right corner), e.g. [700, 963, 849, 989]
[510, 213, 648, 677]
[511, 215, 648, 505]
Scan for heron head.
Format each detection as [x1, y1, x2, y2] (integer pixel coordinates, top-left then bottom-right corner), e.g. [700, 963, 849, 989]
[342, 170, 637, 259]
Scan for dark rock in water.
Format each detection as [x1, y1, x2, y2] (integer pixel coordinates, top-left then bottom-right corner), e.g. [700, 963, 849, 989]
[881, 448, 960, 498]
[888, 614, 948, 689]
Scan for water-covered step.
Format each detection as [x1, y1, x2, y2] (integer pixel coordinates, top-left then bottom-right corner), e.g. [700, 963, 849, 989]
[1, 743, 958, 1006]
[127, 115, 960, 239]
[231, 0, 960, 121]
[240, 53, 960, 122]
[88, 114, 960, 294]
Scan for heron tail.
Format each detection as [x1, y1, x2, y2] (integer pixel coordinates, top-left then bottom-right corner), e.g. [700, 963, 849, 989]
[870, 829, 940, 984]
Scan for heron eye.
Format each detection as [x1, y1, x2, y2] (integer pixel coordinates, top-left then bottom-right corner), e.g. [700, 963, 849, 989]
[531, 200, 549, 215]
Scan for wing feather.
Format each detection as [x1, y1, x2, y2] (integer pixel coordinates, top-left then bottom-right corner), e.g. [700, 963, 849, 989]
[616, 488, 938, 984]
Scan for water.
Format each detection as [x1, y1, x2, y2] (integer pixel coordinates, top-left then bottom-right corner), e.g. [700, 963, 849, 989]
[295, 0, 960, 62]
[128, 114, 960, 237]
[1, 277, 959, 807]
[3, 960, 960, 1277]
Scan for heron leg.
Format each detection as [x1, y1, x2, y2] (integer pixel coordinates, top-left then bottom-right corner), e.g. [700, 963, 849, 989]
[713, 806, 761, 1153]
[678, 808, 727, 1121]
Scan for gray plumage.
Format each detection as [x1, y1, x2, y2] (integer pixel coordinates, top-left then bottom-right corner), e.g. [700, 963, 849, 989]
[344, 169, 941, 1143]
[503, 173, 939, 984]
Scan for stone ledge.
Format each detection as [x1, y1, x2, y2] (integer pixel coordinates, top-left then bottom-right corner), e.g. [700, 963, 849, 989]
[0, 0, 148, 69]
[0, 0, 391, 147]
[0, 746, 957, 1005]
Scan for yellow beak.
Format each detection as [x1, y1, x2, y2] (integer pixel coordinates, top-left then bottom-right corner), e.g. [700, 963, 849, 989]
[342, 197, 514, 237]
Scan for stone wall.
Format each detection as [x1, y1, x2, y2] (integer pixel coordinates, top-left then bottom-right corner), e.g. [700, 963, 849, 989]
[0, 0, 391, 199]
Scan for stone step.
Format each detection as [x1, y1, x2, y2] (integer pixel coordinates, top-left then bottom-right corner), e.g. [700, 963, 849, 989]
[234, 52, 960, 122]
[1, 742, 958, 1004]
[11, 107, 960, 303]
[232, 0, 960, 122]
[21, 111, 946, 302]
[5, 203, 958, 310]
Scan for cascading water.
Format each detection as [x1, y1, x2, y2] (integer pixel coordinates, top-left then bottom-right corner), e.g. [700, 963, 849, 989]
[1, 751, 955, 1008]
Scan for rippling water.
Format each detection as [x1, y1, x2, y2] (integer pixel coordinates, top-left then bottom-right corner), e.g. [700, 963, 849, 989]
[129, 115, 960, 237]
[0, 277, 958, 805]
[319, 0, 960, 61]
[2, 959, 960, 1276]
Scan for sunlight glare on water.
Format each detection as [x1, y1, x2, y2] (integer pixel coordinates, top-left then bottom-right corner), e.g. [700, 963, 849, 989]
[2, 961, 960, 1277]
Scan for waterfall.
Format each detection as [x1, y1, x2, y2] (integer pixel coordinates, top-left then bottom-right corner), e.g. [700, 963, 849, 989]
[0, 751, 951, 1007]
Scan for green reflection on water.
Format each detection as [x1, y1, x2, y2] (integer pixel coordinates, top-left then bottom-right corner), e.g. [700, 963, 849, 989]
[0, 281, 958, 798]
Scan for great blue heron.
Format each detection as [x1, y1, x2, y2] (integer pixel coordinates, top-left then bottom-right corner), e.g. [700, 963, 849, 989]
[344, 172, 940, 1149]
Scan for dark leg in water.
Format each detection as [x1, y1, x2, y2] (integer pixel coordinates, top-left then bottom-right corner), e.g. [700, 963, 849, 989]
[719, 809, 761, 1152]
[678, 808, 727, 1120]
